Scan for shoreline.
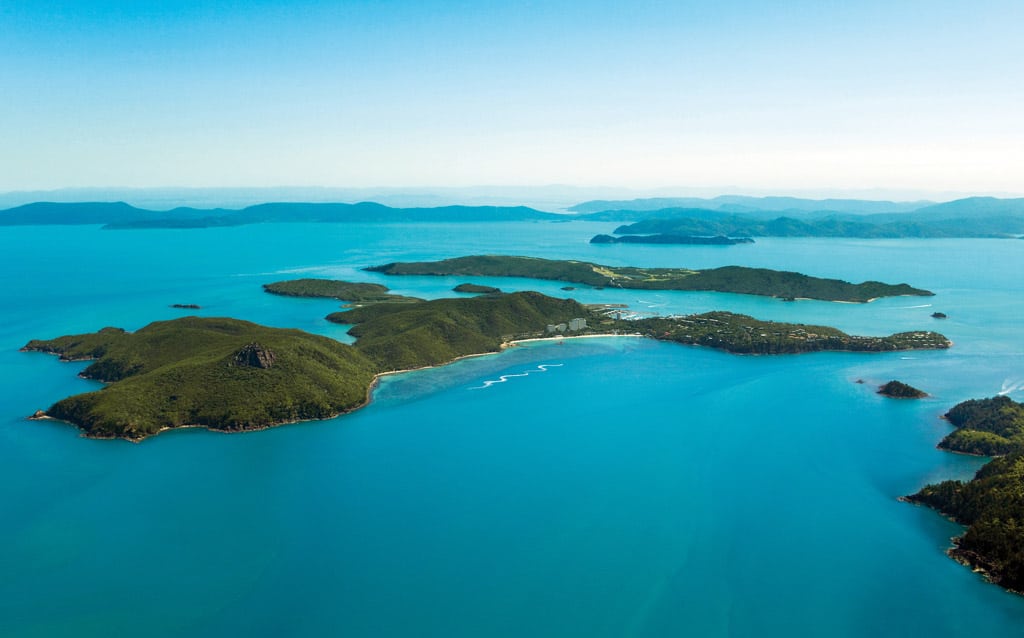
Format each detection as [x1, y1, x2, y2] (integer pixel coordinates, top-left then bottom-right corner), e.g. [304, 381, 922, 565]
[504, 332, 643, 346]
[28, 332, 640, 442]
[24, 328, 945, 442]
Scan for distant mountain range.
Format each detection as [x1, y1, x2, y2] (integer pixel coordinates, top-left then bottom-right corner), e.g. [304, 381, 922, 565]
[568, 195, 933, 217]
[3, 196, 1024, 237]
[578, 197, 1024, 239]
[0, 201, 559, 228]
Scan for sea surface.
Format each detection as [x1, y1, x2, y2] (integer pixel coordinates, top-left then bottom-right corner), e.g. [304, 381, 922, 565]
[2, 221, 1023, 636]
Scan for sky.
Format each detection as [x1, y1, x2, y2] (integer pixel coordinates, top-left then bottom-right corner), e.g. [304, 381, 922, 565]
[2, 0, 1023, 197]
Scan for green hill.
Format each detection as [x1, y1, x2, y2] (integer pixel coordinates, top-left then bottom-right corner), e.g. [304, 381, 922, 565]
[23, 317, 378, 440]
[335, 291, 592, 371]
[938, 395, 1024, 456]
[367, 255, 932, 302]
[905, 396, 1024, 593]
[24, 292, 593, 439]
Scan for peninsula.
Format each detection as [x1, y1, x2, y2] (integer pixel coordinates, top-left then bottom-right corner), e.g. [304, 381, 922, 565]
[366, 255, 932, 303]
[905, 396, 1024, 593]
[26, 287, 950, 441]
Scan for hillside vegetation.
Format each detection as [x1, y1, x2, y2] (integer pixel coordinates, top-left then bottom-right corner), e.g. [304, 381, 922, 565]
[23, 317, 378, 440]
[25, 293, 593, 439]
[334, 291, 592, 371]
[938, 396, 1024, 456]
[907, 396, 1024, 592]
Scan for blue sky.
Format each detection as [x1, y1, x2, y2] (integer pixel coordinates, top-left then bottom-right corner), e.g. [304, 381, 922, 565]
[2, 0, 1022, 195]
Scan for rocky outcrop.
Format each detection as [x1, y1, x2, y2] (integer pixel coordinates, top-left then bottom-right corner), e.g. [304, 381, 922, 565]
[233, 343, 276, 369]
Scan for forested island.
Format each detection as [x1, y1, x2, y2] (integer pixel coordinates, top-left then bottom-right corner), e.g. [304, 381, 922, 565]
[905, 396, 1024, 593]
[590, 234, 754, 245]
[23, 318, 379, 440]
[453, 283, 501, 294]
[878, 380, 928, 398]
[263, 279, 420, 303]
[626, 313, 949, 354]
[366, 255, 933, 302]
[25, 285, 950, 441]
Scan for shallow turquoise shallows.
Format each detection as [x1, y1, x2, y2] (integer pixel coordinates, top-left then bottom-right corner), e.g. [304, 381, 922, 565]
[2, 222, 1023, 637]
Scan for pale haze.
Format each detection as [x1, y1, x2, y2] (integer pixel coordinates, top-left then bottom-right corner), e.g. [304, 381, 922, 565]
[2, 0, 1022, 196]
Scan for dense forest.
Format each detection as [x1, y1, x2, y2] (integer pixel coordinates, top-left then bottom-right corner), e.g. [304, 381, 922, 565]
[907, 396, 1024, 592]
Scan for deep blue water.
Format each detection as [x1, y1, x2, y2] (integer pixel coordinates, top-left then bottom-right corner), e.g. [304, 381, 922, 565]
[2, 222, 1023, 636]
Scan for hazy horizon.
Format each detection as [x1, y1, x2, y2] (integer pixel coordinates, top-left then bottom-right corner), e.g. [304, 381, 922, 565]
[3, 184, 1023, 213]
[3, 1, 1022, 194]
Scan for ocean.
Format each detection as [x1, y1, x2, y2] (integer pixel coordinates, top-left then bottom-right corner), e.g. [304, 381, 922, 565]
[1, 221, 1022, 636]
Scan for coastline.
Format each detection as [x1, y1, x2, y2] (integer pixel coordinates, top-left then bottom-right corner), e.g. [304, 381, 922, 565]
[504, 332, 643, 346]
[27, 331, 642, 442]
[23, 328, 945, 442]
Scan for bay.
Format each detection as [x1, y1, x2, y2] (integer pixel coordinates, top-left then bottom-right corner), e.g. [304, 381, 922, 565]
[1, 221, 1022, 636]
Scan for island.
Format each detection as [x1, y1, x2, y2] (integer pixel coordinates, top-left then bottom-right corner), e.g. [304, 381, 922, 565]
[626, 313, 950, 354]
[22, 318, 379, 441]
[590, 234, 754, 245]
[24, 288, 950, 441]
[904, 395, 1024, 593]
[878, 380, 927, 398]
[23, 292, 593, 440]
[453, 283, 501, 294]
[365, 255, 933, 303]
[263, 278, 421, 304]
[171, 303, 201, 309]
[932, 312, 947, 319]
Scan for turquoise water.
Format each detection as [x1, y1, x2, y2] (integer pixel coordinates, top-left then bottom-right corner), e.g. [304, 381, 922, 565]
[2, 222, 1023, 636]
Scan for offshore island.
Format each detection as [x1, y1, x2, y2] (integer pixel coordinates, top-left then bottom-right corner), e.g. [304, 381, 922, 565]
[365, 255, 933, 303]
[25, 277, 949, 441]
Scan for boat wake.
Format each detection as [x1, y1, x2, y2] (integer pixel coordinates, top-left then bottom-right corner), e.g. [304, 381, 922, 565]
[470, 363, 564, 390]
[998, 378, 1023, 396]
